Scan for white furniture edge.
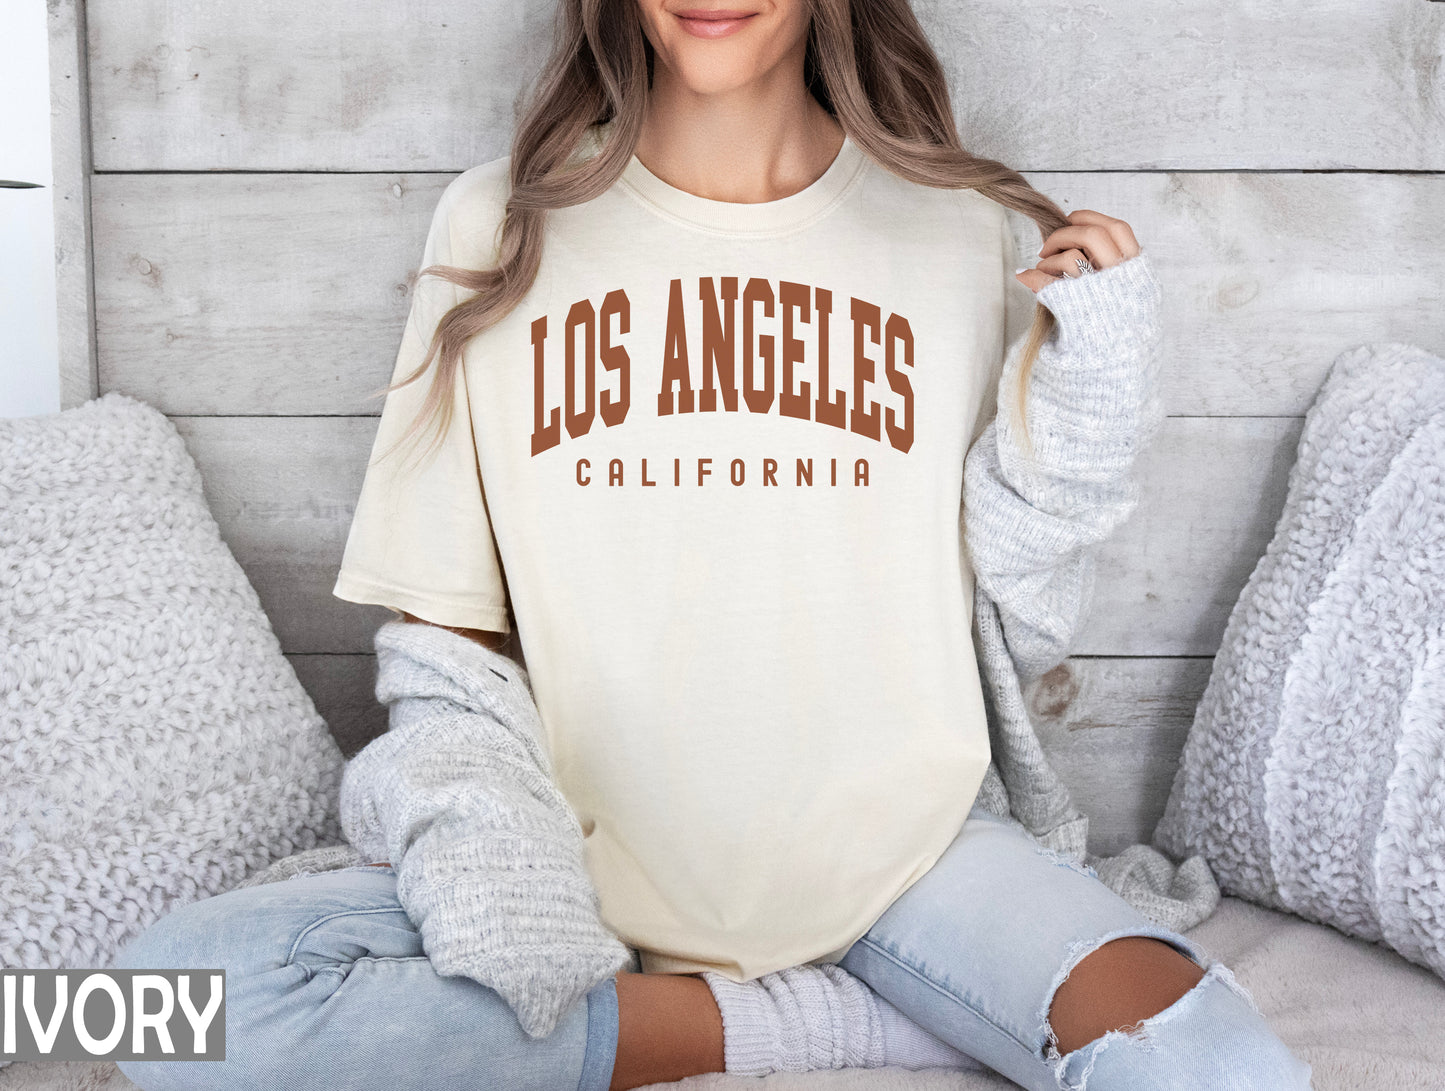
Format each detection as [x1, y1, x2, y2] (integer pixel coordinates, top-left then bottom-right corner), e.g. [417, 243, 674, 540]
[49, 0, 97, 409]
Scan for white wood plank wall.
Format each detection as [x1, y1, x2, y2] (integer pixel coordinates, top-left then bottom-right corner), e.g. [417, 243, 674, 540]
[78, 0, 1445, 852]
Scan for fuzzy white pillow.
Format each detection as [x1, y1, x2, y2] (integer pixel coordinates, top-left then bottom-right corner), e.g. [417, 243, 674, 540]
[0, 391, 346, 978]
[1153, 342, 1445, 981]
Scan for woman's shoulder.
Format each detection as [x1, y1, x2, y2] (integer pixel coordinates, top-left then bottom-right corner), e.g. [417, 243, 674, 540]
[442, 154, 513, 223]
[854, 154, 1006, 256]
[949, 183, 1012, 229]
[431, 126, 618, 265]
[430, 153, 513, 266]
[443, 123, 604, 223]
[878, 154, 1007, 224]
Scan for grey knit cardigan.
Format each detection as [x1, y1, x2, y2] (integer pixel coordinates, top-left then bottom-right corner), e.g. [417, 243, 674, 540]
[323, 247, 1219, 1039]
[963, 250, 1218, 925]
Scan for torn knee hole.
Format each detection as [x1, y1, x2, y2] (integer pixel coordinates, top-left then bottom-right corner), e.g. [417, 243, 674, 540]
[1041, 935, 1107, 1063]
[1040, 933, 1211, 1068]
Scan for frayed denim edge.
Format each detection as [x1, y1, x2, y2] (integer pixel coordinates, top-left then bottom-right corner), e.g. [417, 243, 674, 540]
[1037, 925, 1267, 1091]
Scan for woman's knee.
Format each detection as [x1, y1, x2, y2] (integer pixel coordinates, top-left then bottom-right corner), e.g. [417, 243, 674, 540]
[112, 887, 263, 981]
[1042, 944, 1313, 1090]
[1045, 935, 1206, 1056]
[113, 869, 414, 1090]
[116, 866, 412, 971]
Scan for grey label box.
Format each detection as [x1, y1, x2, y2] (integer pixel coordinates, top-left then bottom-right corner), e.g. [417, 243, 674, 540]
[2, 969, 225, 1062]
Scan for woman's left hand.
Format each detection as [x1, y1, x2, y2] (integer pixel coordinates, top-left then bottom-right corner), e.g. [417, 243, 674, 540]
[1015, 209, 1143, 294]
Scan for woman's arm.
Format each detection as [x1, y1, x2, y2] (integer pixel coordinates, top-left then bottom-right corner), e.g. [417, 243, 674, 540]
[331, 173, 512, 636]
[398, 609, 510, 653]
[963, 211, 1164, 684]
[340, 618, 629, 1039]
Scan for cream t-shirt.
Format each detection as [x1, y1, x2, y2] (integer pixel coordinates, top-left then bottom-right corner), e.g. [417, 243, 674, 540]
[334, 120, 1036, 979]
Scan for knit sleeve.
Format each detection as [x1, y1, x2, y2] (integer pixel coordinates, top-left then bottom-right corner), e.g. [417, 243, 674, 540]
[338, 619, 631, 1039]
[962, 220, 1165, 683]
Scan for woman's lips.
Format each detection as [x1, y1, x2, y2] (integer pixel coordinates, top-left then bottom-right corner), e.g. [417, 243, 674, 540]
[674, 9, 758, 38]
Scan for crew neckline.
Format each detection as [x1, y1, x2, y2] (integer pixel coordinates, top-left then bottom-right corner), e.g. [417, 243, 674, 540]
[587, 120, 868, 237]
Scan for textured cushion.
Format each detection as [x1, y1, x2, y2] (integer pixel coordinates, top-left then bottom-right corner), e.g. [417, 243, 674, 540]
[1153, 341, 1445, 981]
[0, 391, 346, 978]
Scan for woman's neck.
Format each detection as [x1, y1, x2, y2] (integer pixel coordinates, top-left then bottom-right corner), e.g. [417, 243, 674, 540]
[631, 77, 844, 206]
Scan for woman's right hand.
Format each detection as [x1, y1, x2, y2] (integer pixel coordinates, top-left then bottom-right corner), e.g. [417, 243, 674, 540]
[1015, 208, 1142, 292]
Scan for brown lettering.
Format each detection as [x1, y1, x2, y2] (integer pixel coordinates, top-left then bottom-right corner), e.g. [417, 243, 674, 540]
[565, 300, 595, 440]
[531, 315, 560, 455]
[742, 278, 775, 414]
[884, 313, 914, 453]
[850, 298, 881, 441]
[778, 280, 811, 420]
[599, 289, 631, 427]
[658, 278, 695, 415]
[699, 277, 739, 412]
[814, 287, 845, 429]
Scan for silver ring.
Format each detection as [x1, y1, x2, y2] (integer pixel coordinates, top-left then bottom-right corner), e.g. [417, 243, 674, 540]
[1073, 256, 1095, 277]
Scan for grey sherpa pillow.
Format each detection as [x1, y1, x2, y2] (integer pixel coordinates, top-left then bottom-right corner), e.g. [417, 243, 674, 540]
[1153, 341, 1445, 981]
[0, 391, 346, 978]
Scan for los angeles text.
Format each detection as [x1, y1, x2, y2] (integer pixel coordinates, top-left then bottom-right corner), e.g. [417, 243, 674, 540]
[529, 277, 916, 462]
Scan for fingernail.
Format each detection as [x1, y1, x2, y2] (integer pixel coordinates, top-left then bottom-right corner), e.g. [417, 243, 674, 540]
[1013, 266, 1030, 275]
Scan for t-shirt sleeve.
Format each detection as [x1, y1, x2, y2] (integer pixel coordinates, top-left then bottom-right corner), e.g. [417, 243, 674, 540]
[331, 179, 511, 633]
[967, 205, 1038, 453]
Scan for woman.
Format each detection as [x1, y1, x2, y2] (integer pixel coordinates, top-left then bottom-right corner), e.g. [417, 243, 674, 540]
[114, 1, 1315, 1089]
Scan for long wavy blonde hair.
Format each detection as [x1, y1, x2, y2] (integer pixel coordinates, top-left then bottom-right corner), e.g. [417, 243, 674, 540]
[369, 0, 1068, 470]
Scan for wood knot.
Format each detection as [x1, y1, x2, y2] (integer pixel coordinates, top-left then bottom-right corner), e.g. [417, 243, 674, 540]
[1030, 662, 1079, 720]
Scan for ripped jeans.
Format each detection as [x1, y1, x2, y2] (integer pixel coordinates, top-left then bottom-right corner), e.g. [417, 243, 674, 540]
[836, 801, 1315, 1090]
[112, 801, 1313, 1091]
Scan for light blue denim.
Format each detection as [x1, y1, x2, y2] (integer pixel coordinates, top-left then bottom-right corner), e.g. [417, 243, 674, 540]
[112, 803, 1314, 1091]
[837, 801, 1315, 1090]
[111, 863, 618, 1091]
